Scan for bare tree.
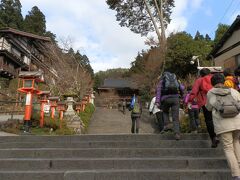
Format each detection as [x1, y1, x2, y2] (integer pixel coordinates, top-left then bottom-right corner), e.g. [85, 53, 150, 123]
[41, 41, 93, 100]
[106, 0, 174, 76]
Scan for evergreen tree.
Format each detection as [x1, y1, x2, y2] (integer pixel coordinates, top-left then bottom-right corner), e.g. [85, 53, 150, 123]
[214, 23, 230, 44]
[205, 34, 211, 41]
[165, 31, 212, 77]
[45, 31, 57, 43]
[194, 30, 204, 40]
[24, 6, 46, 35]
[0, 0, 23, 29]
[75, 51, 94, 77]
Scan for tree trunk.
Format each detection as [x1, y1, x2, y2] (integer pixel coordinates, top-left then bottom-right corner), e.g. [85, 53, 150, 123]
[144, 0, 167, 77]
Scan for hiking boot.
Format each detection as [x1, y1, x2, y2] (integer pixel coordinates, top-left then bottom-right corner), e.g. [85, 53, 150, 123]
[211, 136, 220, 148]
[175, 133, 181, 141]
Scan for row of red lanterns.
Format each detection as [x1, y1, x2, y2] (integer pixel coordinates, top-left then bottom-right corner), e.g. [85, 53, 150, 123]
[17, 71, 91, 133]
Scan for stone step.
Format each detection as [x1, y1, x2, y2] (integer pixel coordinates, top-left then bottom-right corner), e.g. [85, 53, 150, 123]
[0, 158, 228, 171]
[64, 169, 232, 180]
[0, 140, 213, 148]
[0, 148, 224, 158]
[0, 171, 64, 180]
[0, 134, 228, 180]
[0, 169, 230, 180]
[0, 134, 210, 142]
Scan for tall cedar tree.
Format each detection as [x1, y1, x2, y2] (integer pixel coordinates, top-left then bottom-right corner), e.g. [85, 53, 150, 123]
[24, 6, 46, 35]
[194, 30, 204, 40]
[214, 23, 230, 45]
[0, 0, 23, 29]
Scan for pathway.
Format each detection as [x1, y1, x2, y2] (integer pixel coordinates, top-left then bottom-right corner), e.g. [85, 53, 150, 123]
[87, 107, 158, 134]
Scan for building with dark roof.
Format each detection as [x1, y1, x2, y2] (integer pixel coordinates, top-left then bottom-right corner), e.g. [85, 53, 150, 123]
[97, 78, 139, 108]
[207, 15, 240, 69]
[0, 27, 52, 79]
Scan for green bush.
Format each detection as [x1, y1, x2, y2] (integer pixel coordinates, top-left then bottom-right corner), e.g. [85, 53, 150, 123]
[79, 103, 95, 132]
[30, 116, 75, 135]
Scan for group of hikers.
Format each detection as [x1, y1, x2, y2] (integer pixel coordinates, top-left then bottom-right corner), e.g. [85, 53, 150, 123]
[128, 66, 240, 179]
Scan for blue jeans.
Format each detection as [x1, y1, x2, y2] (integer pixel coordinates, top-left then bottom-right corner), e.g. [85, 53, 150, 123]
[161, 97, 180, 134]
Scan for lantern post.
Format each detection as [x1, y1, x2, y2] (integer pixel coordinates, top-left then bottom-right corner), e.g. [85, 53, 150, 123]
[81, 98, 88, 112]
[57, 102, 66, 119]
[48, 97, 59, 119]
[39, 91, 50, 128]
[75, 102, 82, 114]
[17, 71, 43, 133]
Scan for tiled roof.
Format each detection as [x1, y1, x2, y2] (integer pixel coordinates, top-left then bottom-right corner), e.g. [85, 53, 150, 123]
[0, 27, 51, 42]
[100, 78, 137, 89]
[207, 15, 240, 59]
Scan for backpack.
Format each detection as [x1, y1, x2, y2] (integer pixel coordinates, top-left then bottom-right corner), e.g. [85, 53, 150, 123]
[132, 102, 141, 113]
[161, 72, 179, 95]
[201, 75, 213, 94]
[212, 89, 240, 118]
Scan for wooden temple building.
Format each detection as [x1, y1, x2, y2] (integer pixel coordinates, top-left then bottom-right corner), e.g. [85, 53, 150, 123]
[0, 27, 52, 79]
[97, 78, 138, 108]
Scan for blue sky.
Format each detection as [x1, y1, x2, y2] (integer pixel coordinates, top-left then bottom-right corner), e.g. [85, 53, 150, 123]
[20, 0, 240, 73]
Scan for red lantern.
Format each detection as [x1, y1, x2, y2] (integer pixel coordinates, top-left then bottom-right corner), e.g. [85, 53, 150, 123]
[48, 97, 59, 119]
[17, 71, 43, 133]
[38, 91, 50, 128]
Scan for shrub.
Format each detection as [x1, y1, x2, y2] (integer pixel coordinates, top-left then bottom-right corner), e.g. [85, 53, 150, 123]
[180, 111, 207, 133]
[79, 103, 95, 132]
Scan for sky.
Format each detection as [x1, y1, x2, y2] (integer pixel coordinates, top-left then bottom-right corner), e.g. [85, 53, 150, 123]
[20, 0, 240, 73]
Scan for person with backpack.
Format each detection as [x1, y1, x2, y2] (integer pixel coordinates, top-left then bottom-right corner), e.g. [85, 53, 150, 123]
[206, 73, 240, 180]
[234, 66, 240, 91]
[183, 86, 200, 133]
[223, 68, 237, 89]
[188, 68, 219, 148]
[129, 94, 142, 133]
[122, 99, 127, 114]
[149, 96, 164, 132]
[155, 71, 184, 140]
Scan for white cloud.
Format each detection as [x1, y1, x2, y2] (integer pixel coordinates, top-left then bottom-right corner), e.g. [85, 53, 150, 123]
[21, 0, 206, 72]
[167, 0, 188, 34]
[191, 0, 203, 9]
[167, 0, 205, 35]
[21, 0, 147, 73]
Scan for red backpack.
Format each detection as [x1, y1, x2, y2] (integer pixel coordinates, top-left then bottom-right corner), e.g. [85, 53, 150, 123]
[200, 74, 213, 94]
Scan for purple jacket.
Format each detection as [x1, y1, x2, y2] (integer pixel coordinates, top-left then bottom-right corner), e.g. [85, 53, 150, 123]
[155, 80, 184, 105]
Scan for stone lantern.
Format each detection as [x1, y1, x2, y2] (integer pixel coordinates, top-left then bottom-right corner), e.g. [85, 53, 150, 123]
[65, 97, 76, 116]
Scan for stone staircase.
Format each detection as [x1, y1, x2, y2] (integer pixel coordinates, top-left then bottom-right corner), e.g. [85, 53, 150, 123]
[0, 134, 231, 180]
